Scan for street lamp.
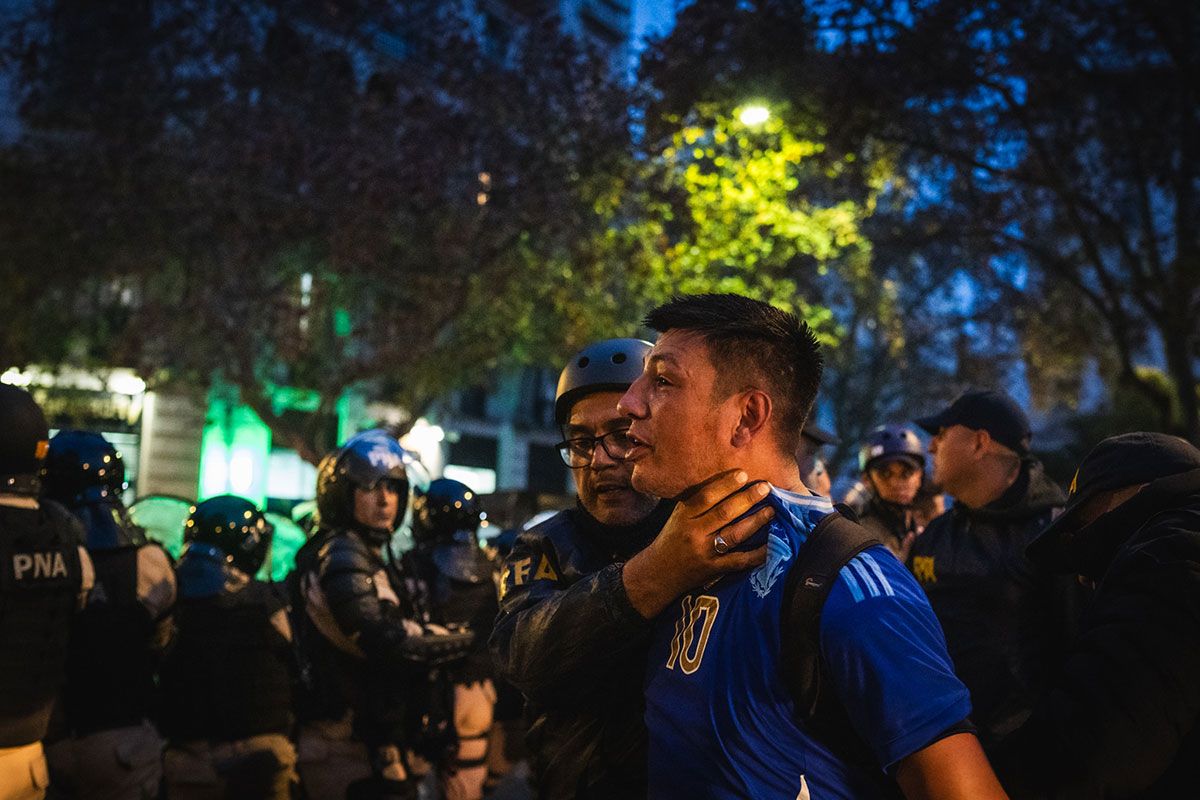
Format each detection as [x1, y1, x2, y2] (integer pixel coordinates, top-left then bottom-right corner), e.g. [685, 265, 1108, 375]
[738, 104, 770, 126]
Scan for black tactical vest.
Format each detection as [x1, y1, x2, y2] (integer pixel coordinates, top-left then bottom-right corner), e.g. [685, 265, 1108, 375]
[63, 545, 159, 735]
[0, 502, 84, 747]
[403, 544, 499, 684]
[160, 579, 293, 742]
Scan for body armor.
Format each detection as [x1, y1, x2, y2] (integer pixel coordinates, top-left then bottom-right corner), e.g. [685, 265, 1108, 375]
[0, 502, 86, 747]
[160, 550, 293, 743]
[62, 544, 164, 736]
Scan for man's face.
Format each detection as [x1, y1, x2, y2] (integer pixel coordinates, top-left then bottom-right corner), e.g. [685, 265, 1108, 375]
[565, 391, 659, 526]
[353, 482, 400, 531]
[867, 458, 922, 506]
[927, 424, 978, 496]
[618, 330, 743, 499]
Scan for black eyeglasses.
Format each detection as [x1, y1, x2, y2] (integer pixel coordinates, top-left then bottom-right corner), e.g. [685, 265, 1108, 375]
[556, 428, 635, 468]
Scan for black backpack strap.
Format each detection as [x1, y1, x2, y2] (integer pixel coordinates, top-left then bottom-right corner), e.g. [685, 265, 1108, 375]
[780, 508, 903, 795]
[830, 501, 861, 524]
[780, 507, 881, 720]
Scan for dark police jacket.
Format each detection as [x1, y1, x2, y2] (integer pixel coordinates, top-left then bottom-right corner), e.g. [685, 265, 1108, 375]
[490, 502, 672, 800]
[991, 467, 1200, 798]
[293, 527, 422, 749]
[0, 500, 89, 748]
[159, 553, 293, 743]
[399, 543, 499, 685]
[61, 541, 174, 737]
[907, 459, 1071, 747]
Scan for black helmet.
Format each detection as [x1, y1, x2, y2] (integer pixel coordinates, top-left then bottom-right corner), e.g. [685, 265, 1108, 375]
[45, 430, 143, 549]
[555, 338, 652, 425]
[858, 425, 925, 473]
[184, 494, 273, 576]
[411, 478, 482, 547]
[43, 430, 127, 506]
[0, 384, 50, 497]
[315, 429, 411, 537]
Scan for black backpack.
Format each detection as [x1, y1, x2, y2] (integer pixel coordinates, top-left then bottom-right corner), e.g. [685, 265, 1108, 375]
[779, 506, 904, 797]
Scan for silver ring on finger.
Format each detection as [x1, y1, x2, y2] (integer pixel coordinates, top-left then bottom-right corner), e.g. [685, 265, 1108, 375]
[713, 534, 730, 555]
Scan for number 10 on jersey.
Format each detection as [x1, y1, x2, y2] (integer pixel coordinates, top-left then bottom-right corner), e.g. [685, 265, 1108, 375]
[666, 594, 720, 674]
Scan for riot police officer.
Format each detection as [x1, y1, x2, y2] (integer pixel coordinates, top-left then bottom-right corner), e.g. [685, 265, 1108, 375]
[159, 495, 296, 799]
[855, 425, 927, 558]
[405, 478, 499, 800]
[291, 431, 472, 800]
[42, 430, 175, 800]
[0, 386, 93, 800]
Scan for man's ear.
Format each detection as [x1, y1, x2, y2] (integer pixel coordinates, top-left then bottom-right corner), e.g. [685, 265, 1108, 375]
[731, 390, 772, 448]
[972, 428, 993, 458]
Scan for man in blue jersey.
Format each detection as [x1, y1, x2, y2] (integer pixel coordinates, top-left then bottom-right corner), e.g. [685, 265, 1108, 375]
[491, 338, 770, 799]
[617, 294, 1007, 800]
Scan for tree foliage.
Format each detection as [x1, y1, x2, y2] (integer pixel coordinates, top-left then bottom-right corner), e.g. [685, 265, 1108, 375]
[636, 0, 1001, 468]
[1, 0, 635, 460]
[452, 66, 891, 385]
[820, 0, 1200, 441]
[636, 104, 870, 326]
[639, 0, 1200, 457]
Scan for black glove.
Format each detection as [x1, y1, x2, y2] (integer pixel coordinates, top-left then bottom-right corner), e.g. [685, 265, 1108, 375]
[399, 625, 476, 666]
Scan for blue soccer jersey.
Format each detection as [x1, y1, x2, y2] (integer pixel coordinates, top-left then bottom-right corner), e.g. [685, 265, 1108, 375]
[644, 487, 971, 799]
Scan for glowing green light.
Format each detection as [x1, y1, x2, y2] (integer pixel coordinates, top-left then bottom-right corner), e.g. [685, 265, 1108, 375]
[198, 395, 271, 507]
[264, 512, 307, 582]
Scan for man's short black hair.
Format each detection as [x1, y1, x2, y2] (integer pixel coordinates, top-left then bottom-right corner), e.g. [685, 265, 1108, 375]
[644, 293, 823, 454]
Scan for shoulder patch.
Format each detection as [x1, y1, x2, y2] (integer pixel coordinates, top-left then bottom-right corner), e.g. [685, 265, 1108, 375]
[911, 555, 936, 585]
